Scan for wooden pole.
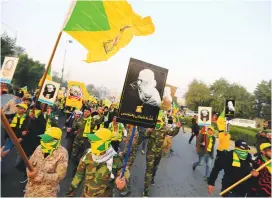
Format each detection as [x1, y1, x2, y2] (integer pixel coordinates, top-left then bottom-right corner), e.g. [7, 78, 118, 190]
[220, 159, 272, 196]
[33, 31, 63, 108]
[1, 110, 34, 171]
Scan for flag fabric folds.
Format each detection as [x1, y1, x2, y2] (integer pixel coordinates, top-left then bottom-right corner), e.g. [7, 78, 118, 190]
[63, 0, 155, 63]
[217, 109, 226, 132]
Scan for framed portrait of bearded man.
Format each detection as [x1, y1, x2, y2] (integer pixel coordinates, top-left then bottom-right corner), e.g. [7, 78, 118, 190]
[118, 58, 168, 128]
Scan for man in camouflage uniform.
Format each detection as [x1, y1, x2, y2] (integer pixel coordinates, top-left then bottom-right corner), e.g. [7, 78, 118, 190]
[71, 106, 104, 173]
[66, 128, 129, 197]
[25, 127, 68, 197]
[143, 110, 180, 197]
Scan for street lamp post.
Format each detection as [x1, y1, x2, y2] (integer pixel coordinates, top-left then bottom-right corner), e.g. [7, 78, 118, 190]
[60, 40, 72, 86]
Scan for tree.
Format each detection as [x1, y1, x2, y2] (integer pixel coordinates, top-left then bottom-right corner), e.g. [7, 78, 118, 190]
[1, 33, 17, 64]
[210, 78, 230, 113]
[185, 80, 211, 111]
[254, 80, 271, 120]
[86, 84, 100, 98]
[12, 54, 45, 91]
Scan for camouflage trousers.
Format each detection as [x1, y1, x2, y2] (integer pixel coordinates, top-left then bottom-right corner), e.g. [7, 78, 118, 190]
[144, 149, 162, 195]
[71, 135, 90, 175]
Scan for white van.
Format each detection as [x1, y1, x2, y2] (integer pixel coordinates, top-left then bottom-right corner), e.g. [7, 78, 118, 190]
[229, 118, 256, 128]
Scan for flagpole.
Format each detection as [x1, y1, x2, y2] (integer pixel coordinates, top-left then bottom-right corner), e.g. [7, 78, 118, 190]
[1, 110, 34, 171]
[34, 31, 63, 108]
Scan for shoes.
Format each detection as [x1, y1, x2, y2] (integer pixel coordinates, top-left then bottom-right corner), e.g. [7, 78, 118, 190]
[143, 192, 149, 198]
[20, 177, 28, 184]
[120, 190, 131, 197]
[151, 179, 155, 185]
[192, 163, 196, 171]
[170, 149, 174, 153]
[188, 142, 191, 144]
[141, 150, 145, 155]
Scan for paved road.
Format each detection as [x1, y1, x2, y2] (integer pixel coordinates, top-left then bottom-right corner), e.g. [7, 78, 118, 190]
[1, 125, 223, 197]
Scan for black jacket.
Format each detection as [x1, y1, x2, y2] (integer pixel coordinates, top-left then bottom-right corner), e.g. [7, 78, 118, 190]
[192, 124, 199, 136]
[208, 150, 254, 196]
[21, 114, 46, 156]
[248, 155, 271, 197]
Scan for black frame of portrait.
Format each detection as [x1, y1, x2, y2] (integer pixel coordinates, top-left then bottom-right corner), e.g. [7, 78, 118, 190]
[118, 58, 168, 128]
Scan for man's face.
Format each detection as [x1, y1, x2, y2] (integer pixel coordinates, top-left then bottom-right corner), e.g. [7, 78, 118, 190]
[202, 110, 208, 116]
[228, 101, 233, 108]
[262, 148, 271, 159]
[17, 107, 26, 115]
[104, 108, 108, 113]
[75, 114, 80, 119]
[47, 107, 52, 114]
[47, 85, 54, 93]
[113, 116, 117, 122]
[207, 129, 213, 136]
[83, 110, 91, 118]
[5, 60, 13, 70]
[97, 107, 103, 114]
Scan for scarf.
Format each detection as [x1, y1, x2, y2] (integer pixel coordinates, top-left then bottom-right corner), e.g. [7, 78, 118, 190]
[40, 139, 60, 155]
[83, 117, 92, 137]
[207, 135, 213, 152]
[232, 148, 248, 167]
[261, 155, 272, 173]
[91, 146, 117, 179]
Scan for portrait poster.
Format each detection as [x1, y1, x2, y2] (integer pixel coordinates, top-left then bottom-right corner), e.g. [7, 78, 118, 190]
[38, 79, 60, 106]
[0, 57, 19, 84]
[198, 106, 212, 126]
[118, 58, 168, 128]
[65, 81, 84, 109]
[225, 99, 235, 117]
[161, 84, 177, 111]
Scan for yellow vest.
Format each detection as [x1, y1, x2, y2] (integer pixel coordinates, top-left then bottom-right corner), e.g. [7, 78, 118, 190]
[83, 117, 92, 137]
[10, 114, 26, 128]
[109, 122, 123, 141]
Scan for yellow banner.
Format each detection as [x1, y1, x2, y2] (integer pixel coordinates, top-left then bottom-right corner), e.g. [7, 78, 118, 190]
[66, 81, 85, 109]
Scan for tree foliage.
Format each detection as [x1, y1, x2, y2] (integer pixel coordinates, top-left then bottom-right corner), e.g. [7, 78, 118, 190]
[185, 78, 264, 119]
[254, 80, 271, 120]
[1, 33, 44, 91]
[185, 80, 212, 111]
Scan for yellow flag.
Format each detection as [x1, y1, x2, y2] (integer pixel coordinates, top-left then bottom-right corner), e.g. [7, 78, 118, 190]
[63, 0, 155, 63]
[217, 109, 226, 131]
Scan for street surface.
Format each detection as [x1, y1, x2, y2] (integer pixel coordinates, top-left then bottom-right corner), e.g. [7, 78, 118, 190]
[1, 95, 224, 197]
[1, 128, 223, 197]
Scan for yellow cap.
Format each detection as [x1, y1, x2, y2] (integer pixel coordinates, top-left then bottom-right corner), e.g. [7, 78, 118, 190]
[39, 127, 62, 142]
[208, 126, 214, 131]
[260, 143, 271, 151]
[16, 103, 28, 110]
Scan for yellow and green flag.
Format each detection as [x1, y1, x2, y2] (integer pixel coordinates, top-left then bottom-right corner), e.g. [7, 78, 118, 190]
[172, 101, 179, 115]
[63, 0, 155, 63]
[217, 109, 226, 132]
[21, 86, 27, 93]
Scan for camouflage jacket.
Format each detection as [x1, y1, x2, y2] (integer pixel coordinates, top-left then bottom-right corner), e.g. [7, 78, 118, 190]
[146, 125, 180, 153]
[24, 145, 68, 197]
[67, 149, 129, 197]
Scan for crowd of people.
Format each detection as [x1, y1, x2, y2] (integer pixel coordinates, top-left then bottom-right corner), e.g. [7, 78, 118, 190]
[1, 88, 271, 197]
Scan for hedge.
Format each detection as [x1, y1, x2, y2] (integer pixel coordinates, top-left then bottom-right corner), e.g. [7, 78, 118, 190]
[182, 116, 271, 146]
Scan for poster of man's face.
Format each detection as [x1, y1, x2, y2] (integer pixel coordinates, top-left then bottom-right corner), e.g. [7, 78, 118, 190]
[198, 106, 212, 126]
[38, 79, 60, 106]
[161, 84, 177, 110]
[68, 85, 83, 99]
[0, 57, 19, 84]
[225, 100, 235, 117]
[118, 58, 168, 128]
